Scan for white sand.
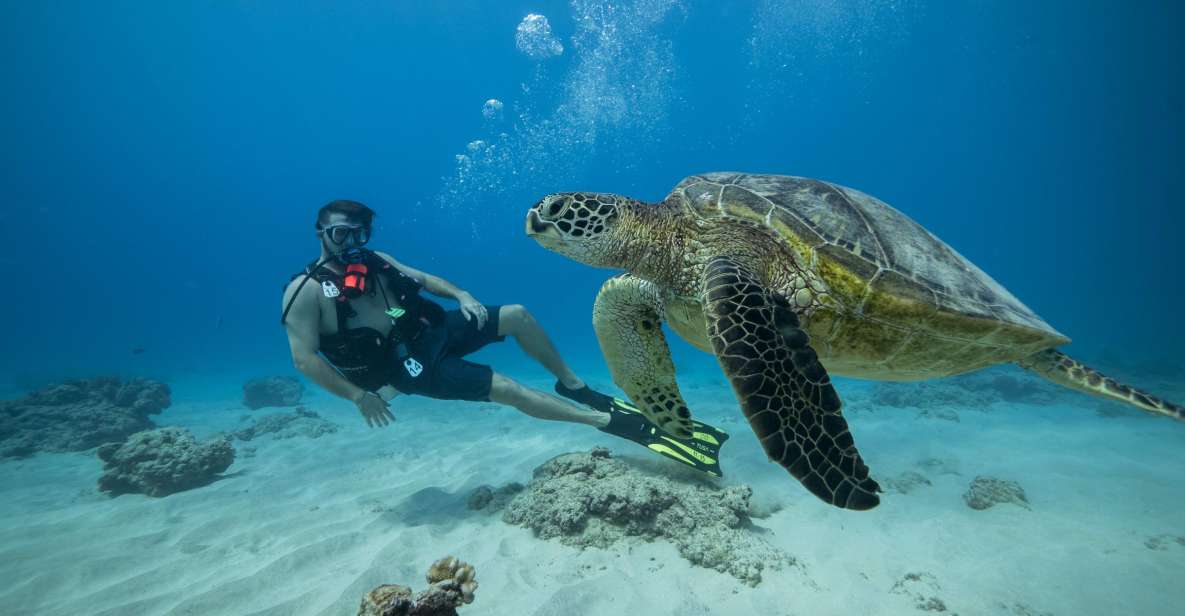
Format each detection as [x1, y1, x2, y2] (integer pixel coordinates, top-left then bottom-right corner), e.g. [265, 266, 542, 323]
[2, 370, 1184, 615]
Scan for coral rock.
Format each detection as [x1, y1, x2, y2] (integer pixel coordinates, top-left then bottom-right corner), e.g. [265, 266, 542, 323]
[425, 557, 478, 605]
[232, 407, 338, 441]
[97, 427, 234, 497]
[242, 376, 303, 410]
[358, 584, 414, 616]
[0, 377, 170, 458]
[502, 448, 791, 585]
[963, 475, 1029, 510]
[358, 557, 478, 616]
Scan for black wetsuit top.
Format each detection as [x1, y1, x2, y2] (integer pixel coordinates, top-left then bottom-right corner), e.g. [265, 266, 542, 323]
[291, 251, 445, 391]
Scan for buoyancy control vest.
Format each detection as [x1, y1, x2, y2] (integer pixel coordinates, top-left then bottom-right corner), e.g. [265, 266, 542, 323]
[283, 250, 446, 391]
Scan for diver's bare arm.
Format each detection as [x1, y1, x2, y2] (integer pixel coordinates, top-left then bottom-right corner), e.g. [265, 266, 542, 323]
[282, 279, 366, 403]
[422, 274, 469, 300]
[374, 251, 471, 301]
[298, 352, 366, 403]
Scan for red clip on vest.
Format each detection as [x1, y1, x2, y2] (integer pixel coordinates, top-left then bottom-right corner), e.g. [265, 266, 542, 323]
[342, 263, 368, 298]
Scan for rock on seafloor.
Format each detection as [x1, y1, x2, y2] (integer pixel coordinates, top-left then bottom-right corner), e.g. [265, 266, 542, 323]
[242, 376, 303, 410]
[231, 407, 339, 441]
[501, 447, 792, 586]
[97, 427, 234, 497]
[0, 377, 170, 458]
[358, 556, 478, 616]
[963, 475, 1030, 510]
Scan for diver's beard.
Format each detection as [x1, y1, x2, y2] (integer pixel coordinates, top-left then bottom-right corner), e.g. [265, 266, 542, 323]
[321, 240, 366, 264]
[337, 246, 368, 264]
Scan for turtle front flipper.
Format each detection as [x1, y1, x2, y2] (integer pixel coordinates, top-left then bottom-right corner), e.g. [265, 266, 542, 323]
[1019, 349, 1185, 421]
[593, 274, 696, 438]
[702, 256, 881, 510]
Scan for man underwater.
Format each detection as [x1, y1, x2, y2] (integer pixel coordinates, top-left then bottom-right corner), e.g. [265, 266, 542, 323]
[280, 200, 727, 474]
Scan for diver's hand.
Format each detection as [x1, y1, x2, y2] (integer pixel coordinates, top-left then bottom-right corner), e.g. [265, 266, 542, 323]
[457, 293, 488, 329]
[354, 391, 395, 428]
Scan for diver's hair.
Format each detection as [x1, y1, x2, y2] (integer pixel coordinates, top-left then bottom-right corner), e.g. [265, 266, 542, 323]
[316, 199, 376, 229]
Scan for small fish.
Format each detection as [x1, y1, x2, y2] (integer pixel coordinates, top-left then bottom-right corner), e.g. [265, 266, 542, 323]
[131, 347, 147, 355]
[215, 315, 223, 329]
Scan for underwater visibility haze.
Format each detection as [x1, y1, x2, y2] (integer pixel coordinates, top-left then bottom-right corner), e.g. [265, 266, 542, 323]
[1, 1, 1183, 615]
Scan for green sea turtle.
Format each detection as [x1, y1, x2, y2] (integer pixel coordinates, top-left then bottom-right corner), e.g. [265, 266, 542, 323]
[525, 172, 1184, 511]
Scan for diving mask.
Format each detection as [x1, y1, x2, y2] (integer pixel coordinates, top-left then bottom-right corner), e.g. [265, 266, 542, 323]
[320, 223, 372, 246]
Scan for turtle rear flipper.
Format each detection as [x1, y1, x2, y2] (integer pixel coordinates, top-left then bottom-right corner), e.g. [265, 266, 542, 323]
[702, 256, 881, 510]
[1019, 350, 1185, 420]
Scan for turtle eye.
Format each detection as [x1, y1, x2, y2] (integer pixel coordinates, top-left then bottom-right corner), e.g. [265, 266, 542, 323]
[545, 199, 565, 218]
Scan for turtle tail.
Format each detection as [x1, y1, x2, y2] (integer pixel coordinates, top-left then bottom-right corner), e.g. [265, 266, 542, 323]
[1018, 349, 1185, 421]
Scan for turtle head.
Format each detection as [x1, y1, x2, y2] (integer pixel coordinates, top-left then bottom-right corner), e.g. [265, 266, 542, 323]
[526, 192, 632, 267]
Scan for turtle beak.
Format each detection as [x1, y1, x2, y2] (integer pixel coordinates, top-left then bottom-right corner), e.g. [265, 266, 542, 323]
[525, 209, 555, 237]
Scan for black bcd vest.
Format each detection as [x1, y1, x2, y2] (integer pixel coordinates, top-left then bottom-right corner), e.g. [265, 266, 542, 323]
[287, 251, 445, 390]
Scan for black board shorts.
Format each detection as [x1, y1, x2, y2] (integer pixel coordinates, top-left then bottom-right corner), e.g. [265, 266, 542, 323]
[389, 304, 505, 402]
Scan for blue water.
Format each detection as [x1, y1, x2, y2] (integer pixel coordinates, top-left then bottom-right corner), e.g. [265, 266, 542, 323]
[2, 0, 1182, 388]
[3, 3, 1185, 614]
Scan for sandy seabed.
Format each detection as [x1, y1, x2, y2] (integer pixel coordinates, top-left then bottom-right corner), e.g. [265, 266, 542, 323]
[2, 369, 1184, 616]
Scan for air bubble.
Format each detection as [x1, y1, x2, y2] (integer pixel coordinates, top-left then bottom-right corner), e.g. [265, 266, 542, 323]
[515, 14, 564, 60]
[481, 99, 504, 121]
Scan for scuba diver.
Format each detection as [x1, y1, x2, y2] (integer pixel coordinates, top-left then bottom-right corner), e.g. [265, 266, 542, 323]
[280, 200, 729, 475]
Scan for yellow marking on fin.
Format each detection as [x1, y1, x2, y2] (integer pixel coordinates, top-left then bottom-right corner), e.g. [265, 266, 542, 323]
[659, 436, 716, 465]
[613, 397, 640, 412]
[648, 443, 698, 467]
[617, 401, 729, 438]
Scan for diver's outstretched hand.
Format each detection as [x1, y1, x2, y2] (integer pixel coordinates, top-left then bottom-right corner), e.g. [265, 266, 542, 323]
[457, 292, 489, 329]
[355, 391, 395, 427]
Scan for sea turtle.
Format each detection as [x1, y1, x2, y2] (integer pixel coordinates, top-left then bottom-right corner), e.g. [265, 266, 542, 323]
[525, 172, 1184, 511]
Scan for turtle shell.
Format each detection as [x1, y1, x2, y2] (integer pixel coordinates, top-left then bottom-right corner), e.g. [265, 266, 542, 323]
[667, 172, 1068, 348]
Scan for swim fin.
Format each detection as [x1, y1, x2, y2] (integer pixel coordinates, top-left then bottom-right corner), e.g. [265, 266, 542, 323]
[555, 382, 730, 477]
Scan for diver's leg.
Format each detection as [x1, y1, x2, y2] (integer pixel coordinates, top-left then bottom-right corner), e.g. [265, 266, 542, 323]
[497, 304, 584, 389]
[487, 372, 608, 427]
